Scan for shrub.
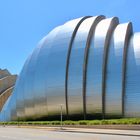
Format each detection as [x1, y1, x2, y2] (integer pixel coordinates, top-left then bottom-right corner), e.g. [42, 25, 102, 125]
[1, 118, 140, 126]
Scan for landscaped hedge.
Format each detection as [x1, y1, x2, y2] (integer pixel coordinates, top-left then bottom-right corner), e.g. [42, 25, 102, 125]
[0, 118, 140, 125]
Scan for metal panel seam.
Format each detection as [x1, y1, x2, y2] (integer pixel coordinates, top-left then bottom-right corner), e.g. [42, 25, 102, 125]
[122, 23, 133, 117]
[102, 17, 119, 119]
[82, 15, 105, 119]
[65, 16, 92, 117]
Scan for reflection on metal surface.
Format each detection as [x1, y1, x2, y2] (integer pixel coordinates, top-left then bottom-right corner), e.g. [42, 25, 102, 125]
[67, 16, 104, 118]
[83, 16, 105, 119]
[125, 33, 140, 117]
[1, 15, 140, 121]
[47, 17, 90, 117]
[65, 16, 91, 117]
[105, 23, 132, 117]
[86, 17, 118, 117]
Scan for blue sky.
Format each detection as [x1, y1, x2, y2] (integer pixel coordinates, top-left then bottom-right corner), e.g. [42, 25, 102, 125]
[0, 0, 140, 74]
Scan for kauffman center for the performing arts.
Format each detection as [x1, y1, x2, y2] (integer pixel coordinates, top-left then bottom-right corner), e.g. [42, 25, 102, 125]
[1, 15, 140, 121]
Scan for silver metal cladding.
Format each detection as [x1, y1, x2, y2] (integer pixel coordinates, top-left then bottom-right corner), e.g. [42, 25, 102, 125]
[86, 17, 119, 117]
[65, 16, 92, 117]
[46, 17, 90, 118]
[105, 23, 132, 117]
[0, 15, 140, 121]
[67, 16, 105, 118]
[125, 33, 140, 117]
[83, 15, 105, 119]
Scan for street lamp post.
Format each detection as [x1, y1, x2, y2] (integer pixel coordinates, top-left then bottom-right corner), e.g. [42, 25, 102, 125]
[3, 110, 5, 127]
[60, 104, 63, 130]
[17, 112, 20, 127]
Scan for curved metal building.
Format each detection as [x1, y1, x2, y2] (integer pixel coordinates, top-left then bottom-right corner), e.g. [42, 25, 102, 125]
[0, 69, 17, 112]
[1, 15, 140, 121]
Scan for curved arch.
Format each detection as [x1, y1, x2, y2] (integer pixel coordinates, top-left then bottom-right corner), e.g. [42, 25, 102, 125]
[45, 17, 91, 118]
[65, 16, 91, 117]
[82, 15, 105, 119]
[105, 23, 132, 118]
[0, 69, 10, 79]
[125, 33, 140, 117]
[67, 16, 105, 119]
[0, 75, 17, 94]
[0, 86, 14, 111]
[86, 17, 119, 118]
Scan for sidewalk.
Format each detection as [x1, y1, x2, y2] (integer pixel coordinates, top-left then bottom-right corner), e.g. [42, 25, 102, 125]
[58, 127, 140, 137]
[5, 125, 140, 137]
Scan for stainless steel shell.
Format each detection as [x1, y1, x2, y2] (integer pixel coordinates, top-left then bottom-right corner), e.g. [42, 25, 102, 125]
[67, 16, 104, 117]
[86, 17, 119, 117]
[125, 33, 140, 117]
[105, 23, 132, 117]
[1, 15, 140, 121]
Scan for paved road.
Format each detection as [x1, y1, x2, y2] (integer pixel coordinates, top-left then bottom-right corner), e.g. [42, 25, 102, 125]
[0, 126, 140, 140]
